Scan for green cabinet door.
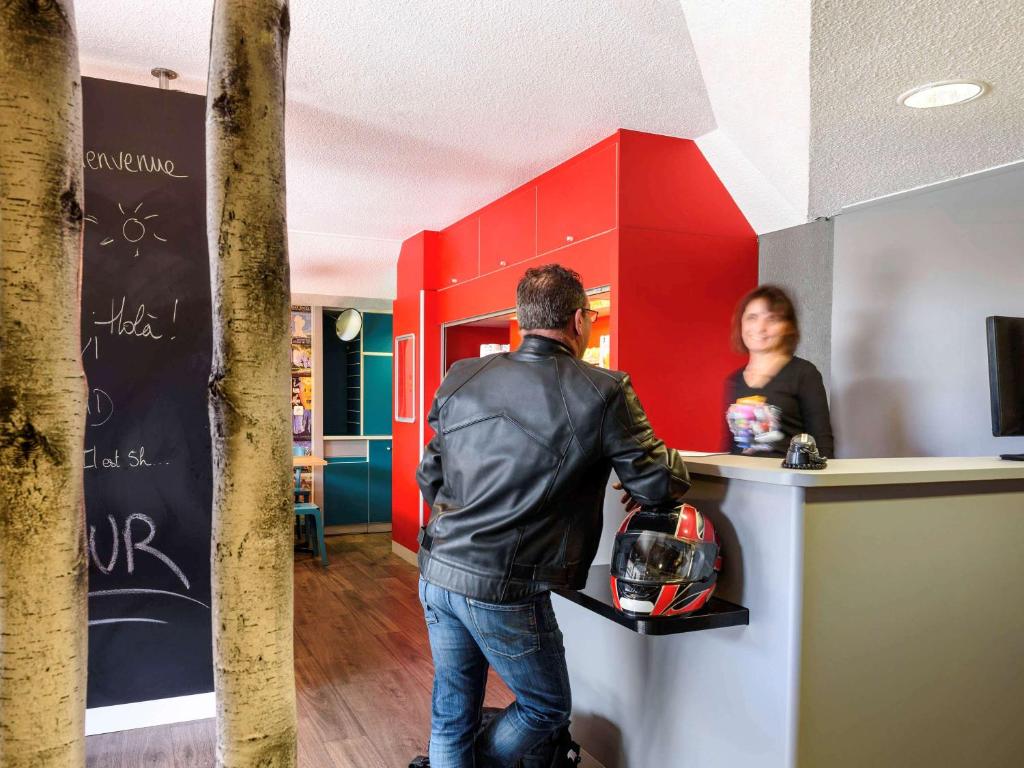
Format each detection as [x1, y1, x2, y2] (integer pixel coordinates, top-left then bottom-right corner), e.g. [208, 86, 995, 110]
[363, 354, 392, 436]
[368, 440, 392, 524]
[362, 312, 393, 353]
[323, 457, 368, 526]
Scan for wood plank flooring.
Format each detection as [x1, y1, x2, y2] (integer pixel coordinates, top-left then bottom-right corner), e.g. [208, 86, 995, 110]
[85, 533, 514, 767]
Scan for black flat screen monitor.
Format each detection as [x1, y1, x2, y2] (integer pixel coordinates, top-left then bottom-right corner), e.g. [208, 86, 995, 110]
[987, 316, 1024, 436]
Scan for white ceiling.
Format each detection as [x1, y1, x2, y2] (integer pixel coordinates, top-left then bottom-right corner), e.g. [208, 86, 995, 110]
[809, 0, 1024, 216]
[75, 1, 1024, 299]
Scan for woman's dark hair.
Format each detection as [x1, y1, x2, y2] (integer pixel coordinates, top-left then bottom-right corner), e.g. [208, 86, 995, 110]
[731, 284, 800, 354]
[516, 264, 587, 331]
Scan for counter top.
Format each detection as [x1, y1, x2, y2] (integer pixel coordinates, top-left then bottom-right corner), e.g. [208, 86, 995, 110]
[679, 454, 1024, 487]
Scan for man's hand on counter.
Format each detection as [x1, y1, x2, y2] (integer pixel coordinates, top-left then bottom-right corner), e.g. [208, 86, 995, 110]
[612, 481, 642, 514]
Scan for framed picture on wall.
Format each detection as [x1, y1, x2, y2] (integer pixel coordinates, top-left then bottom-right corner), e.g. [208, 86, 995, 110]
[395, 333, 415, 423]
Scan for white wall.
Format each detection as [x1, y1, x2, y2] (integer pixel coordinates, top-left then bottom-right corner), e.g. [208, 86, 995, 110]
[830, 164, 1024, 458]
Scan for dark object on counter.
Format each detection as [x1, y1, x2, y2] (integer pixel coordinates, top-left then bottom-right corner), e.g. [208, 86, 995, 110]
[782, 433, 828, 470]
[987, 316, 1024, 436]
[610, 504, 722, 618]
[1000, 453, 1024, 461]
[410, 708, 581, 767]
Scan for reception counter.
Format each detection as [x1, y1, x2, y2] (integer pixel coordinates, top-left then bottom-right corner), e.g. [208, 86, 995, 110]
[553, 455, 1024, 768]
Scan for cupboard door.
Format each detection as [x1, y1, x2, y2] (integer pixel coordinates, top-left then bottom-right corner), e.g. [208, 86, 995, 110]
[480, 186, 536, 274]
[323, 458, 368, 526]
[362, 312, 393, 353]
[362, 355, 392, 436]
[537, 144, 617, 254]
[438, 216, 479, 287]
[368, 441, 392, 524]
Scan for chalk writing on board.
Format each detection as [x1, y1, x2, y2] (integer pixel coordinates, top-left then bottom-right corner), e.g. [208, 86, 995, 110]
[88, 512, 190, 590]
[89, 588, 210, 610]
[84, 148, 188, 179]
[86, 387, 114, 428]
[89, 618, 168, 627]
[82, 334, 100, 360]
[84, 445, 167, 470]
[92, 296, 176, 341]
[81, 79, 213, 703]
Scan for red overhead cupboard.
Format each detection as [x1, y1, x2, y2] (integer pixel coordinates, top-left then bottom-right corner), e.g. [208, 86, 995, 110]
[391, 129, 758, 555]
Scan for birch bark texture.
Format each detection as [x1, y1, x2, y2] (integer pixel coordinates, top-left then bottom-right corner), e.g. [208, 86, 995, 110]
[206, 1, 296, 766]
[0, 1, 88, 766]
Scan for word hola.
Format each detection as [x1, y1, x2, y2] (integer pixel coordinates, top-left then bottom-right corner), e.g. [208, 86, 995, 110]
[93, 296, 168, 341]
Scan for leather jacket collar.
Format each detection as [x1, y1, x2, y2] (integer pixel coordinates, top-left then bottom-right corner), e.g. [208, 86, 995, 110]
[512, 334, 577, 360]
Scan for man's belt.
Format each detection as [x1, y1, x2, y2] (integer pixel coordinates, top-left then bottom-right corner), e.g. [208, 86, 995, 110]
[419, 528, 570, 583]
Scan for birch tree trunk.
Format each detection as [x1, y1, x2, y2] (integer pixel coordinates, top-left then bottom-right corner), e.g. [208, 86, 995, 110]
[206, 1, 296, 765]
[0, 2, 87, 766]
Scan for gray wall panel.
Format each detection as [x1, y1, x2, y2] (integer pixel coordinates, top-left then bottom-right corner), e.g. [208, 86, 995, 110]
[830, 165, 1024, 458]
[758, 219, 834, 390]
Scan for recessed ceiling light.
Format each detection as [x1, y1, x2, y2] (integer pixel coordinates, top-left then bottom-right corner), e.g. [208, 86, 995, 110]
[898, 80, 989, 109]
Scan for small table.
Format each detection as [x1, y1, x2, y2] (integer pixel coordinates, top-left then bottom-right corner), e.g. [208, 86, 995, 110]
[292, 454, 326, 502]
[293, 455, 327, 468]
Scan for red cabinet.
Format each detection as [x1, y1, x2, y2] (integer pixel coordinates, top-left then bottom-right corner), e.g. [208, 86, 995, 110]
[438, 215, 479, 287]
[480, 185, 536, 274]
[393, 130, 759, 555]
[537, 143, 617, 254]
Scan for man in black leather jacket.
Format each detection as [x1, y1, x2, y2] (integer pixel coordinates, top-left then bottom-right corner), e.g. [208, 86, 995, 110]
[416, 264, 690, 768]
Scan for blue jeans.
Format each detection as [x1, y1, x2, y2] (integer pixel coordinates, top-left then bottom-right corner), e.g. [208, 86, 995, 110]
[418, 578, 572, 768]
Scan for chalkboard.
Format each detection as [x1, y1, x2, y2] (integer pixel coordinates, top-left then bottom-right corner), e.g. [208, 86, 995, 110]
[81, 78, 213, 708]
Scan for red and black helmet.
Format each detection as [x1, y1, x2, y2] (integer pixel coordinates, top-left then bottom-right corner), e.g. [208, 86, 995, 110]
[610, 503, 722, 617]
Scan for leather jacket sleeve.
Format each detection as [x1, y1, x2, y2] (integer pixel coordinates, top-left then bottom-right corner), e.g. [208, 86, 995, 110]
[416, 396, 444, 507]
[602, 375, 690, 506]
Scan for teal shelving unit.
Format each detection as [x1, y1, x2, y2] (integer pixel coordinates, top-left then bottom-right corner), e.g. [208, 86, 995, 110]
[322, 310, 394, 530]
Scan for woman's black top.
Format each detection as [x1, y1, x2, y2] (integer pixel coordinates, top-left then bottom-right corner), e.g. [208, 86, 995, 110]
[724, 356, 835, 458]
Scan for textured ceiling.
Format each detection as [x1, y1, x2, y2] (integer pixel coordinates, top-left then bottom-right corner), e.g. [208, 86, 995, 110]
[73, 1, 1024, 298]
[76, 0, 717, 298]
[810, 0, 1024, 216]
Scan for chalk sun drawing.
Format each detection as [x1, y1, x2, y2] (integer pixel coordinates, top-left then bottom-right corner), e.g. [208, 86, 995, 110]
[85, 202, 167, 258]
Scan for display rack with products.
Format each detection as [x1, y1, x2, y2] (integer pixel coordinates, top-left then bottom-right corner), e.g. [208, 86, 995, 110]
[291, 306, 313, 498]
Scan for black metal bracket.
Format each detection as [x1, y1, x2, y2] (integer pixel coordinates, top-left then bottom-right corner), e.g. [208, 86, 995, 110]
[554, 565, 749, 636]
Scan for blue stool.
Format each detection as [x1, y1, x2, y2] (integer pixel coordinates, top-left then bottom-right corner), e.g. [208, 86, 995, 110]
[293, 450, 328, 567]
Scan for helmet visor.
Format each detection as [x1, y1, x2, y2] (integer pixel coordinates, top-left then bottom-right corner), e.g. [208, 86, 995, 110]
[610, 531, 715, 584]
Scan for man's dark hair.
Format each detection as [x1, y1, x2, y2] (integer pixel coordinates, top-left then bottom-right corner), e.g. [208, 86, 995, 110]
[516, 264, 587, 331]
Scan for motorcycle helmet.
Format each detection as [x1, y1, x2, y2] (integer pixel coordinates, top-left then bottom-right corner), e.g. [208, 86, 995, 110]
[610, 503, 722, 617]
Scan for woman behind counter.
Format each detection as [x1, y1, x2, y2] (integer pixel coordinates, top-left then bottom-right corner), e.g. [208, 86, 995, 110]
[725, 285, 835, 458]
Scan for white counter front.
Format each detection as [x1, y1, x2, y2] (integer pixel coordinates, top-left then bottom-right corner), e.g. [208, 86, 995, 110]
[554, 456, 1024, 768]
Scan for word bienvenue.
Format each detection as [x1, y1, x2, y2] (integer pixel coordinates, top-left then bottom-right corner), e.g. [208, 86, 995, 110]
[85, 149, 188, 179]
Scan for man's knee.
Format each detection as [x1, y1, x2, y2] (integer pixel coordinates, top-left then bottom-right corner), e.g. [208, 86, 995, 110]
[515, 698, 572, 734]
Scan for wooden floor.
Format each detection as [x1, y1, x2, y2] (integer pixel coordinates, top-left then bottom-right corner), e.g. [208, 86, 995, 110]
[85, 533, 514, 767]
